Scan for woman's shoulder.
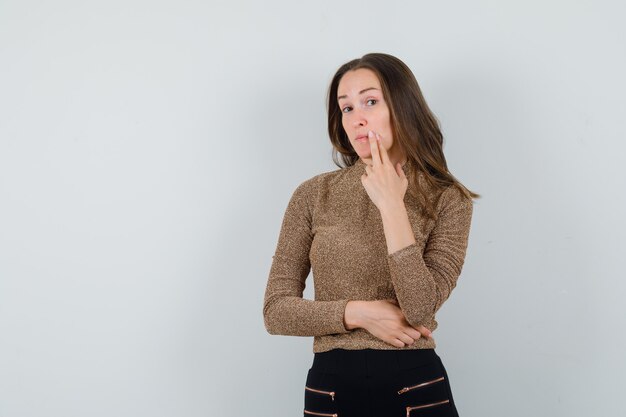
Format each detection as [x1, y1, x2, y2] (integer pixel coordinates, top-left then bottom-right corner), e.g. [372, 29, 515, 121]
[284, 168, 333, 203]
[432, 182, 474, 223]
[440, 182, 474, 206]
[292, 165, 353, 194]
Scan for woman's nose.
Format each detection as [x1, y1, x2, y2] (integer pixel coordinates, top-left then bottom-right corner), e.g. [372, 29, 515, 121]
[352, 112, 366, 128]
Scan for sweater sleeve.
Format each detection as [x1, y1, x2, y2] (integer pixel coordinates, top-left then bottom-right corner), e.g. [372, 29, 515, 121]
[262, 178, 352, 337]
[386, 184, 474, 327]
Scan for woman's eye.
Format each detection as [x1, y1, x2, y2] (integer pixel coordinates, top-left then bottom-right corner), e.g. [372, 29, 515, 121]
[341, 106, 352, 113]
[367, 99, 377, 105]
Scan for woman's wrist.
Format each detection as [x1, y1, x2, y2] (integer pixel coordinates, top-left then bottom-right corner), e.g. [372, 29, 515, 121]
[344, 300, 365, 330]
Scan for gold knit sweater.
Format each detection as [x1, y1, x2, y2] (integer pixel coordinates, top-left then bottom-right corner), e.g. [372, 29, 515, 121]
[262, 158, 474, 353]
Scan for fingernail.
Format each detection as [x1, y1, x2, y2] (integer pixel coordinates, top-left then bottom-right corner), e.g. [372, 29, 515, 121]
[368, 131, 373, 138]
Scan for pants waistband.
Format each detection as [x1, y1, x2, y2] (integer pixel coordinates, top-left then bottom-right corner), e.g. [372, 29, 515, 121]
[311, 348, 440, 377]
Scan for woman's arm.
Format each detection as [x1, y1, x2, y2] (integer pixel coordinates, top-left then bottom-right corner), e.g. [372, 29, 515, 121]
[361, 132, 473, 327]
[359, 132, 473, 330]
[262, 178, 352, 337]
[381, 184, 474, 327]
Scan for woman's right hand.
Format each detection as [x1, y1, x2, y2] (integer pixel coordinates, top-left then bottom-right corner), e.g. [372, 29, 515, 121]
[344, 299, 432, 348]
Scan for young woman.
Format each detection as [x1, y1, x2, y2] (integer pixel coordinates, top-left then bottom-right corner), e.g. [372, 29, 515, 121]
[263, 52, 479, 417]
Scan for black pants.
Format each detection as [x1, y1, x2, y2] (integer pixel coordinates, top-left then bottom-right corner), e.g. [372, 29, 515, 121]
[303, 348, 460, 417]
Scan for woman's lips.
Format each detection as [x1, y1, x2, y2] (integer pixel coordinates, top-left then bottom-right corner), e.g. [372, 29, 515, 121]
[355, 135, 368, 143]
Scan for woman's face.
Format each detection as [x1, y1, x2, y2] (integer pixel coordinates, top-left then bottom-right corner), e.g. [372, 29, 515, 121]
[337, 68, 403, 164]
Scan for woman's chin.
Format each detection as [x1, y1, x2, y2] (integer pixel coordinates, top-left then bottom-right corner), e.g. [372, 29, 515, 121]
[354, 148, 371, 159]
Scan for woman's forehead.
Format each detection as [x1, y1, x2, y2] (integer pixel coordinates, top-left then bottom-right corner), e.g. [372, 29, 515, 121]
[337, 69, 382, 98]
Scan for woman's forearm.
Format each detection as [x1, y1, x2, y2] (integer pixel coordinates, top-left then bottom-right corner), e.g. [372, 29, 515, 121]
[379, 202, 417, 255]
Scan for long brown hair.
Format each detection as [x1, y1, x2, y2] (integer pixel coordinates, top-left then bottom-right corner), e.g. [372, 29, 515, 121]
[327, 52, 480, 221]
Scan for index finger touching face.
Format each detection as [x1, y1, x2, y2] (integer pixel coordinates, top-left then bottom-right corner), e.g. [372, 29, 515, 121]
[368, 130, 382, 166]
[375, 132, 392, 165]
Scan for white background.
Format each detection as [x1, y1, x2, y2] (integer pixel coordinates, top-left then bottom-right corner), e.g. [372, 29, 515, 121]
[1, 1, 625, 416]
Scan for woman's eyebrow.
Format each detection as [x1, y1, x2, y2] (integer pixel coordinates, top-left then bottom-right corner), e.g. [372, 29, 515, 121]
[338, 87, 379, 101]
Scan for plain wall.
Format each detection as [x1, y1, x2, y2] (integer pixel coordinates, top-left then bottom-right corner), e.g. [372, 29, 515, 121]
[1, 1, 625, 416]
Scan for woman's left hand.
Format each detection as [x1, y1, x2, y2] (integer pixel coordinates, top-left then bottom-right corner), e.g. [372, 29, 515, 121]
[361, 130, 408, 212]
